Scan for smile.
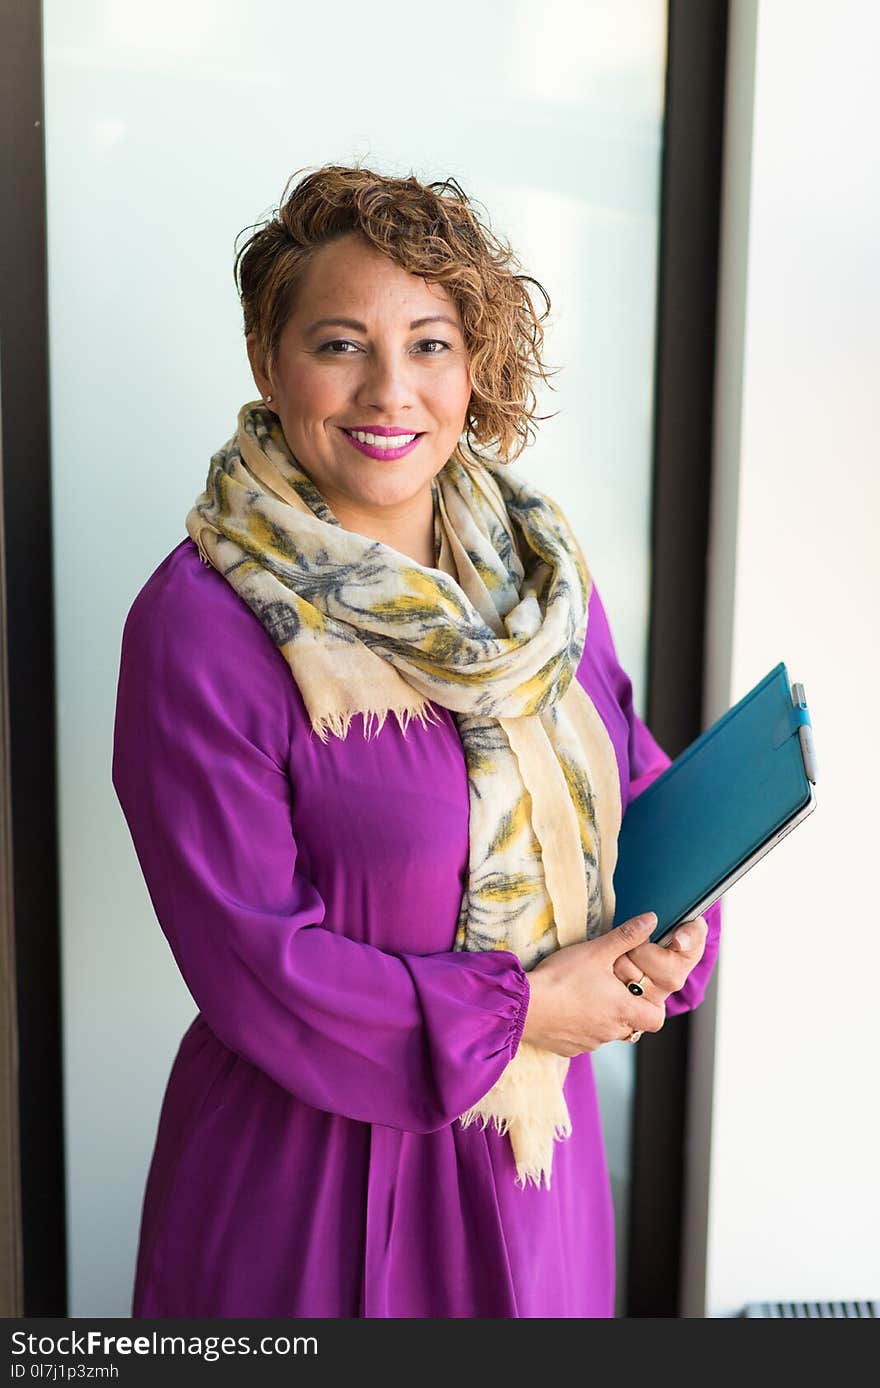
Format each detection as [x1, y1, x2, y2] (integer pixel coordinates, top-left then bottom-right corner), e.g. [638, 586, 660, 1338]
[339, 428, 423, 461]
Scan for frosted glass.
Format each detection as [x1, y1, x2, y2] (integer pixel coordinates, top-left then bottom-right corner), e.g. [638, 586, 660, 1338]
[43, 0, 666, 1315]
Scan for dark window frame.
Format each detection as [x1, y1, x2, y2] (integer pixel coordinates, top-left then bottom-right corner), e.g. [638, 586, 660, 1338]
[0, 0, 67, 1316]
[625, 0, 730, 1319]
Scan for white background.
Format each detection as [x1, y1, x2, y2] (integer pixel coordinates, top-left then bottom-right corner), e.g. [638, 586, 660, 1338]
[685, 0, 880, 1316]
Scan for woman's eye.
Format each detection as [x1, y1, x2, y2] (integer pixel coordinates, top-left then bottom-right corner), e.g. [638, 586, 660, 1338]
[318, 339, 450, 355]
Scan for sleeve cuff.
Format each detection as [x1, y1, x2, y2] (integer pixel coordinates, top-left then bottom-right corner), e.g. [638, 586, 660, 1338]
[508, 964, 531, 1056]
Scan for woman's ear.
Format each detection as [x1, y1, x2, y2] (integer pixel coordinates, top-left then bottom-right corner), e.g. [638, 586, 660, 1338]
[246, 333, 274, 405]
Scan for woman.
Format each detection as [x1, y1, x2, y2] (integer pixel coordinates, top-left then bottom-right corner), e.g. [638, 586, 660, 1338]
[112, 164, 720, 1318]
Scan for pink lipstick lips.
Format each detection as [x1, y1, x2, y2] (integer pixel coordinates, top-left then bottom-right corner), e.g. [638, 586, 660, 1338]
[339, 427, 424, 461]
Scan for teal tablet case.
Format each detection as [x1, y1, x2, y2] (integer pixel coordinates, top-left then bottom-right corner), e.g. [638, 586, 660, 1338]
[611, 661, 815, 943]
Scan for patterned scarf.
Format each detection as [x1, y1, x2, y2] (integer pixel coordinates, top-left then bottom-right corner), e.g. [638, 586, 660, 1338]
[185, 401, 622, 1189]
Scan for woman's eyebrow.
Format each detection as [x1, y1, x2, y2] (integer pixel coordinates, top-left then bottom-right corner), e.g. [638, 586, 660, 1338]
[304, 314, 460, 336]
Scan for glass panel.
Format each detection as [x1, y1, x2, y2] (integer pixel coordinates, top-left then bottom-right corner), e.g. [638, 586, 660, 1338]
[43, 0, 666, 1315]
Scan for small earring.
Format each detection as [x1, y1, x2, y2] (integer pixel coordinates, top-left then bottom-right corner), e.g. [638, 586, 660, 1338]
[264, 394, 273, 403]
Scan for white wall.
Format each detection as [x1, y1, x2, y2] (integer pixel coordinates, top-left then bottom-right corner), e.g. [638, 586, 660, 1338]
[684, 0, 880, 1317]
[42, 0, 668, 1315]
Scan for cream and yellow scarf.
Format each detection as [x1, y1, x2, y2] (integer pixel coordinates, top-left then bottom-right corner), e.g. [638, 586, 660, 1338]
[185, 401, 622, 1189]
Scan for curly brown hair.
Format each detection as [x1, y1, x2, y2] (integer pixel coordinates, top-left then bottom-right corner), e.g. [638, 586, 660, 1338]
[234, 164, 558, 465]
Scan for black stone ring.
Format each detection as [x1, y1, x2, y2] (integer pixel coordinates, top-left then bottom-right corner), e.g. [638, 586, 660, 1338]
[627, 973, 649, 997]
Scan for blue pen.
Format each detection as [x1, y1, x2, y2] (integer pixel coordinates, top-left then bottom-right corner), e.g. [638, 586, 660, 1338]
[792, 682, 818, 784]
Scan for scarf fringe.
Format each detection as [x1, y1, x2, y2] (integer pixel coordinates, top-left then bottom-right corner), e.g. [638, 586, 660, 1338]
[458, 1041, 573, 1191]
[458, 1106, 573, 1191]
[309, 701, 445, 743]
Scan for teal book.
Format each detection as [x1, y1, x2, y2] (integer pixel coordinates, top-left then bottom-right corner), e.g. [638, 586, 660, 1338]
[612, 661, 817, 944]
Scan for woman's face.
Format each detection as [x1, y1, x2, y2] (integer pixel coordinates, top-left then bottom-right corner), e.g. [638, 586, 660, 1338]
[248, 232, 472, 524]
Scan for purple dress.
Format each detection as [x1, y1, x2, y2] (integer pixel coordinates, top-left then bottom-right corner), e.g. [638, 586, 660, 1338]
[112, 537, 721, 1318]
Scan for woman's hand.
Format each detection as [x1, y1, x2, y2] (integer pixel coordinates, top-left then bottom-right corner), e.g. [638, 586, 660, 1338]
[521, 914, 667, 1057]
[612, 914, 709, 1006]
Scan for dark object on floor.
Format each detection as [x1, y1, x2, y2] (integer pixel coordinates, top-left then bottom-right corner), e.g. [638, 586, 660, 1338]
[741, 1300, 877, 1318]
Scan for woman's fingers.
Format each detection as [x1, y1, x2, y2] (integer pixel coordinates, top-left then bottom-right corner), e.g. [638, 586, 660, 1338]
[619, 995, 666, 1039]
[523, 921, 669, 1055]
[664, 913, 709, 959]
[614, 915, 709, 998]
[612, 952, 661, 1002]
[608, 914, 666, 1004]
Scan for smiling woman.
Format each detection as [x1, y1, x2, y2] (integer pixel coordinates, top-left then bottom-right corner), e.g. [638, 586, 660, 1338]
[245, 233, 473, 565]
[235, 165, 556, 566]
[111, 163, 721, 1319]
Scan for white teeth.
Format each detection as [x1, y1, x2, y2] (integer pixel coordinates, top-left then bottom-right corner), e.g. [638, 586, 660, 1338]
[346, 430, 417, 448]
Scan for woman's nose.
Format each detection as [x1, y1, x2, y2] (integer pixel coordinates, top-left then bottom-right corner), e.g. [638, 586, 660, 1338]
[354, 350, 418, 415]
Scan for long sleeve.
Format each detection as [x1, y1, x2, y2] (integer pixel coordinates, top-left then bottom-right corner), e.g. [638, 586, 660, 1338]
[111, 559, 529, 1135]
[588, 584, 722, 1016]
